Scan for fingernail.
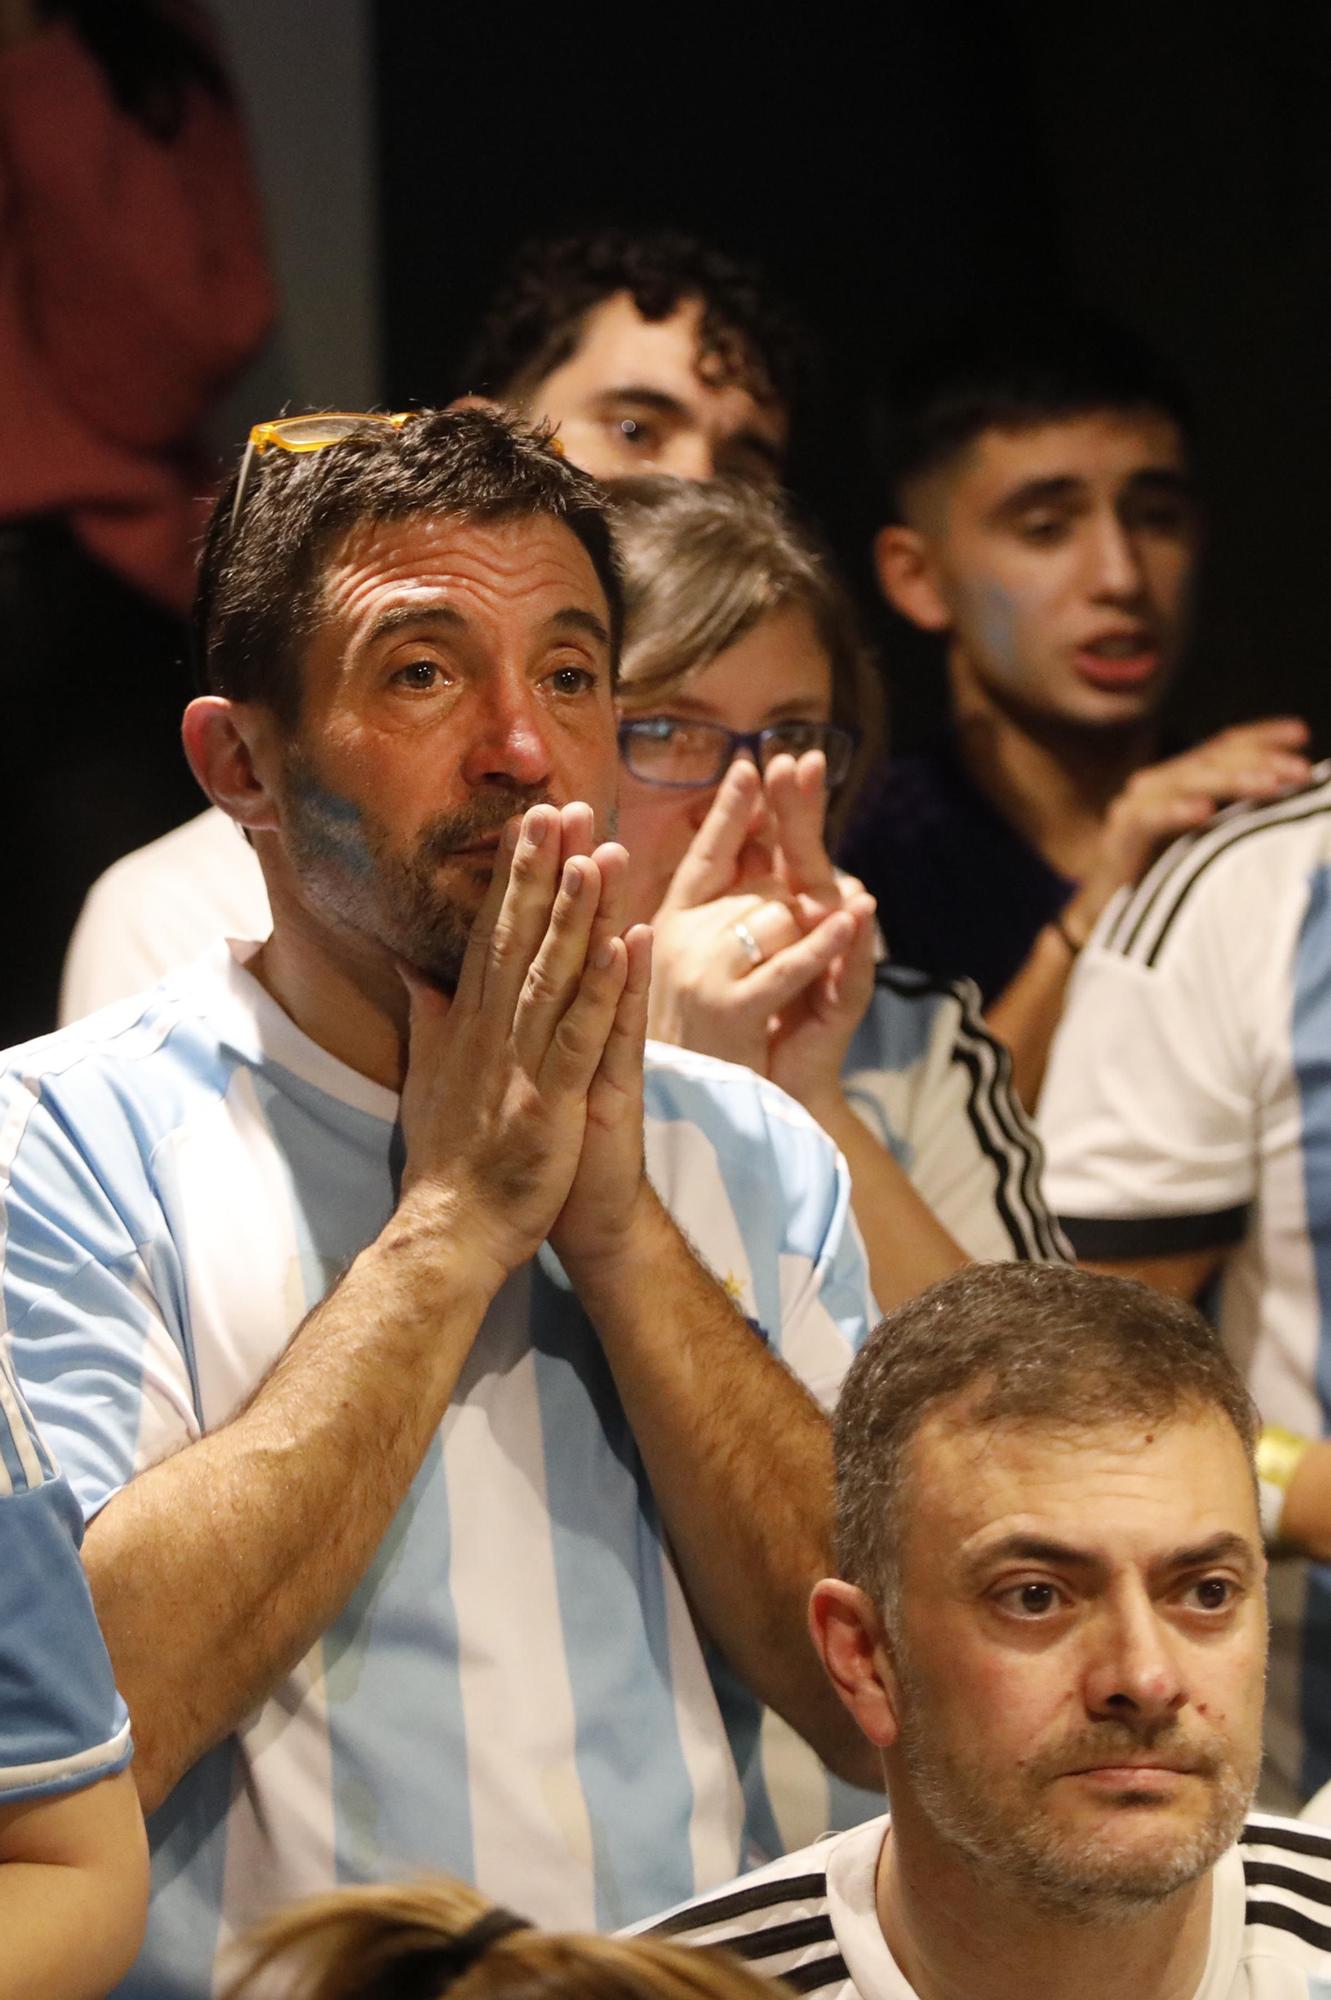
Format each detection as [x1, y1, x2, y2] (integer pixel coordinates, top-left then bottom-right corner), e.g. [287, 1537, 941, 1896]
[563, 860, 582, 896]
[525, 811, 547, 848]
[594, 938, 615, 968]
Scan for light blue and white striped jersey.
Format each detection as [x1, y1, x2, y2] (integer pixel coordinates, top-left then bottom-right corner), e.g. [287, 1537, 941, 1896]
[0, 940, 871, 2000]
[1040, 764, 1331, 1812]
[0, 1343, 130, 1801]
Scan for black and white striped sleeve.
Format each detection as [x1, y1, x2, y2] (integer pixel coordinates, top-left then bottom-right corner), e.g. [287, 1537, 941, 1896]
[844, 968, 1068, 1264]
[1037, 780, 1331, 1259]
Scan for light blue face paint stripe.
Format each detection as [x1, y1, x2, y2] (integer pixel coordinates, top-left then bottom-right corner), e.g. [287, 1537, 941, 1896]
[1288, 864, 1331, 1798]
[530, 1262, 708, 1929]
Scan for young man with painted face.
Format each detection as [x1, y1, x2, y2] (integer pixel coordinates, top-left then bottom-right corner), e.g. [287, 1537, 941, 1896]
[842, 314, 1311, 1103]
[0, 409, 875, 1996]
[60, 227, 804, 1021]
[648, 1262, 1331, 2000]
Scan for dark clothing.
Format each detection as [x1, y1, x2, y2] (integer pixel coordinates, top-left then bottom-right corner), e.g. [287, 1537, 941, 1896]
[839, 733, 1075, 1006]
[0, 520, 201, 1044]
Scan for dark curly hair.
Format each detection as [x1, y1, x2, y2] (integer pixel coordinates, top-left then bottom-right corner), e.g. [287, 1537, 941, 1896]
[459, 228, 810, 422]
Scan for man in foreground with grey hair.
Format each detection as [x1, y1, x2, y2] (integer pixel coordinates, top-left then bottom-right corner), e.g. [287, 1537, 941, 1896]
[649, 1262, 1331, 2000]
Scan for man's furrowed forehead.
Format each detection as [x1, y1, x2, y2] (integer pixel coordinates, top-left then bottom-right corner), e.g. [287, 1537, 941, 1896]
[906, 407, 1191, 531]
[316, 509, 610, 632]
[904, 1401, 1260, 1567]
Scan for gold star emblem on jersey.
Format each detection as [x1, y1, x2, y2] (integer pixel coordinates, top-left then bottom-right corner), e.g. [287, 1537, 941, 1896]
[721, 1272, 747, 1305]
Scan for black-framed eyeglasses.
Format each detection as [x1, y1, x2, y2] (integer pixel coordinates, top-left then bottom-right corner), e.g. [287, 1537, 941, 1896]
[618, 716, 858, 790]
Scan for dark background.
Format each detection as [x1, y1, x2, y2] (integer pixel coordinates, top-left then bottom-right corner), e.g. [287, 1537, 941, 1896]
[374, 0, 1331, 753]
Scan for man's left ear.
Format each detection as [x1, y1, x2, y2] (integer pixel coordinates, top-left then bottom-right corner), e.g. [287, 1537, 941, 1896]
[809, 1578, 901, 1750]
[181, 695, 282, 835]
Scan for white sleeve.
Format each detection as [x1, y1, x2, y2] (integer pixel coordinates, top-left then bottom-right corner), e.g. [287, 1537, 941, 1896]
[1039, 838, 1278, 1259]
[60, 809, 270, 1022]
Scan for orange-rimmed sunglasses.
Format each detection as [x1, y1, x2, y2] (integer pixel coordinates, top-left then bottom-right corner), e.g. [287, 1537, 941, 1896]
[228, 410, 415, 536]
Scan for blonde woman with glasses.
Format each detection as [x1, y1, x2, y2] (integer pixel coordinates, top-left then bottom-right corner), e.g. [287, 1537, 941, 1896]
[612, 476, 1068, 1321]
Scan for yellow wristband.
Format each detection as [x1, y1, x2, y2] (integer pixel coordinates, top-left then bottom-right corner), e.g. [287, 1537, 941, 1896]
[1256, 1424, 1312, 1544]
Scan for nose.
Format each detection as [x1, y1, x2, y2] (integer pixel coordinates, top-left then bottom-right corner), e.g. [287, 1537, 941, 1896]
[1087, 509, 1148, 607]
[1082, 1586, 1187, 1725]
[458, 677, 555, 791]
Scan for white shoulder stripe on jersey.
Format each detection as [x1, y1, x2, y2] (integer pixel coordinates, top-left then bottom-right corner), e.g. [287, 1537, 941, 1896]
[0, 1715, 131, 1793]
[0, 1084, 57, 1494]
[1099, 765, 1331, 967]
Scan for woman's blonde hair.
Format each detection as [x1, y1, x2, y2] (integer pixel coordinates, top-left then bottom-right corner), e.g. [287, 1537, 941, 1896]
[610, 475, 885, 835]
[221, 1877, 783, 2000]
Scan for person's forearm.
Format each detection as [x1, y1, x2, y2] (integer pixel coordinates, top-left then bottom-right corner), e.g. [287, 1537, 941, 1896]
[567, 1185, 879, 1789]
[802, 1090, 966, 1312]
[1272, 1439, 1331, 1563]
[85, 1189, 502, 1813]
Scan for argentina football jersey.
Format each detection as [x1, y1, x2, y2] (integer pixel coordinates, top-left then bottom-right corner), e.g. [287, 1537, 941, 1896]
[0, 939, 870, 1998]
[1042, 762, 1331, 1813]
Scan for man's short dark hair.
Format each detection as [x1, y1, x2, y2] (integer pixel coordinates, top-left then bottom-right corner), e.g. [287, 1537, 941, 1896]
[194, 407, 622, 726]
[874, 307, 1197, 522]
[834, 1263, 1258, 1618]
[459, 227, 809, 421]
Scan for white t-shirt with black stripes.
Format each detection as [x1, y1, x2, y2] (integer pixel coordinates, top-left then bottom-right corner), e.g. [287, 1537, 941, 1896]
[1039, 764, 1331, 1812]
[642, 1812, 1331, 1999]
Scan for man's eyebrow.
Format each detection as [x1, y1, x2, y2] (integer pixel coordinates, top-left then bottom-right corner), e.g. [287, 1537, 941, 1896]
[363, 604, 609, 649]
[965, 1528, 1259, 1580]
[543, 606, 611, 649]
[366, 603, 466, 644]
[1121, 467, 1197, 498]
[989, 467, 1195, 523]
[589, 386, 690, 420]
[1158, 1531, 1258, 1576]
[965, 1534, 1099, 1577]
[989, 476, 1085, 521]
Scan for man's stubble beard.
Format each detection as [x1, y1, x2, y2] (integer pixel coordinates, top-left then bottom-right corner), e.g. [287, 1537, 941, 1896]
[890, 1642, 1260, 1924]
[280, 745, 547, 993]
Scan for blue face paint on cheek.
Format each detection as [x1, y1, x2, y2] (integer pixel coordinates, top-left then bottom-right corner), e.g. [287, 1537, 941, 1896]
[284, 757, 380, 881]
[968, 577, 1029, 689]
